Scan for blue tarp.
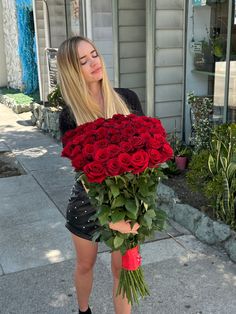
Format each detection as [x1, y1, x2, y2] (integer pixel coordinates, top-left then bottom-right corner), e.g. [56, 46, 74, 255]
[16, 0, 38, 94]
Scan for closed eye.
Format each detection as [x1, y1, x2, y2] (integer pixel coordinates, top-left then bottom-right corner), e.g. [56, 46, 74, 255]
[80, 50, 99, 66]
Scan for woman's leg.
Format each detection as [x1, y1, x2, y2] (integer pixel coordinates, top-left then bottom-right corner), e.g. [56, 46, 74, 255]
[71, 234, 98, 312]
[111, 250, 131, 314]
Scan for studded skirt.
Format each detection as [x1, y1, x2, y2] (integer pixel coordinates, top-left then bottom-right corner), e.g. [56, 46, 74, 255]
[65, 181, 100, 241]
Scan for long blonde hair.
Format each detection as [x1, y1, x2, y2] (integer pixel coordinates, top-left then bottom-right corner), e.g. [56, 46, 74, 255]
[57, 36, 130, 125]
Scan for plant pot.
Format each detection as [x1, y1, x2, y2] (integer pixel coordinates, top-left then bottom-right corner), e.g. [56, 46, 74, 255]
[175, 156, 188, 170]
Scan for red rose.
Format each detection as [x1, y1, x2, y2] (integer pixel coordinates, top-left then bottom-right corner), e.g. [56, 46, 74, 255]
[106, 158, 121, 176]
[107, 144, 121, 158]
[91, 117, 105, 129]
[82, 144, 95, 161]
[72, 134, 85, 145]
[94, 148, 109, 163]
[94, 139, 109, 150]
[123, 126, 136, 138]
[112, 114, 127, 121]
[96, 127, 107, 140]
[140, 132, 151, 142]
[61, 142, 74, 158]
[147, 135, 164, 149]
[83, 135, 96, 145]
[147, 149, 162, 168]
[71, 154, 86, 170]
[61, 129, 77, 146]
[110, 134, 121, 144]
[128, 136, 145, 150]
[160, 143, 174, 162]
[118, 153, 132, 172]
[84, 161, 106, 183]
[131, 150, 149, 174]
[120, 141, 133, 153]
[70, 145, 82, 158]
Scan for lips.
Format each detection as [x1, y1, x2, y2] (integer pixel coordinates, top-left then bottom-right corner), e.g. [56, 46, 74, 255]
[91, 67, 102, 74]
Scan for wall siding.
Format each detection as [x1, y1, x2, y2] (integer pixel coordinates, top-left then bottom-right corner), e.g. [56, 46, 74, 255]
[118, 0, 146, 107]
[91, 0, 114, 84]
[34, 0, 67, 101]
[155, 0, 185, 133]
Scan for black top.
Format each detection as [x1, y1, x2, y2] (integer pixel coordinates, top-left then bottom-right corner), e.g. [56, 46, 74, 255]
[59, 88, 144, 136]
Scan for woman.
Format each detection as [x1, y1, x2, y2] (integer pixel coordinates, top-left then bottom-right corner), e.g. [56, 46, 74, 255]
[57, 36, 144, 314]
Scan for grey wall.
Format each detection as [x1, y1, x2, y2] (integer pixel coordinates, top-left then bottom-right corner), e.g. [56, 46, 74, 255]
[34, 0, 67, 101]
[118, 0, 146, 106]
[0, 0, 7, 87]
[155, 0, 185, 133]
[91, 0, 114, 84]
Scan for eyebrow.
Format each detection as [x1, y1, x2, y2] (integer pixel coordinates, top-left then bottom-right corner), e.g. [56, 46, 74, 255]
[80, 49, 96, 60]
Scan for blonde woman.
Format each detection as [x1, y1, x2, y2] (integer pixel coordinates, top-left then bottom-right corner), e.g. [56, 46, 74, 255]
[57, 36, 144, 314]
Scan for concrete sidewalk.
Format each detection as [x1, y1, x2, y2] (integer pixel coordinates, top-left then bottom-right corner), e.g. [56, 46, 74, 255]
[0, 103, 236, 314]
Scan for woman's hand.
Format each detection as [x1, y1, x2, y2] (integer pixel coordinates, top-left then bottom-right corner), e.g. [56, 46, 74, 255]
[109, 220, 140, 234]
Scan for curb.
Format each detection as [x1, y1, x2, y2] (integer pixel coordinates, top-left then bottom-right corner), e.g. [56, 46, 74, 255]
[0, 94, 32, 114]
[157, 183, 236, 263]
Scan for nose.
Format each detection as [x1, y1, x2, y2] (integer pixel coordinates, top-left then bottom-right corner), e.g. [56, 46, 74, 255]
[88, 57, 97, 67]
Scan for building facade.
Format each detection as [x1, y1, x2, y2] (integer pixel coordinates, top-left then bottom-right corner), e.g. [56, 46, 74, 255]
[1, 0, 235, 140]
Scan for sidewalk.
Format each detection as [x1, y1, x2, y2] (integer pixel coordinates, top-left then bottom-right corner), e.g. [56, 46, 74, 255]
[0, 103, 236, 314]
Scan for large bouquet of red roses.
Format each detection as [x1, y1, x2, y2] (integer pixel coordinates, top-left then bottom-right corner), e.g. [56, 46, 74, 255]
[62, 114, 173, 304]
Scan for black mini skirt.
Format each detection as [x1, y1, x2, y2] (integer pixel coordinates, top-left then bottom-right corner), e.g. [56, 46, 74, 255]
[65, 181, 100, 241]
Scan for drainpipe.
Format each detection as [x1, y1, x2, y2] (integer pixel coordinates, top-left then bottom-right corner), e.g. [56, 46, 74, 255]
[146, 0, 155, 117]
[43, 0, 51, 48]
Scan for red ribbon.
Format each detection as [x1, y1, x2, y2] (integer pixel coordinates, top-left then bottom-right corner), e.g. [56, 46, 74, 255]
[122, 246, 142, 271]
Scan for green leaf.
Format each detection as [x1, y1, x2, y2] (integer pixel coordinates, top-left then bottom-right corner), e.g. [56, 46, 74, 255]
[110, 184, 120, 198]
[111, 211, 126, 223]
[144, 213, 152, 229]
[139, 184, 149, 197]
[111, 195, 125, 209]
[114, 236, 124, 249]
[146, 209, 156, 218]
[125, 199, 137, 213]
[105, 237, 114, 249]
[98, 210, 110, 226]
[92, 231, 101, 242]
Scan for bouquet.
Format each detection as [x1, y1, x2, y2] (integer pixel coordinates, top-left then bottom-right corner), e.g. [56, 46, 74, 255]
[61, 114, 173, 304]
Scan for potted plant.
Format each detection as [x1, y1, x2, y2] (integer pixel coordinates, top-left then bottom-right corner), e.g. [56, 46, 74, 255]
[168, 132, 192, 170]
[174, 145, 192, 170]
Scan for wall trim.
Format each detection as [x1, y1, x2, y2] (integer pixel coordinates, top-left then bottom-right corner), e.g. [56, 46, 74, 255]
[146, 0, 155, 116]
[112, 0, 119, 87]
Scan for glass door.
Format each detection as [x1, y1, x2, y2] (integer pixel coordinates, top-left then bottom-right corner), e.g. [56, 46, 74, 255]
[227, 0, 236, 122]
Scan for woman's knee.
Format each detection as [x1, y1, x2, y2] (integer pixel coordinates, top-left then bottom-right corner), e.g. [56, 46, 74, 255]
[111, 251, 122, 280]
[76, 258, 95, 274]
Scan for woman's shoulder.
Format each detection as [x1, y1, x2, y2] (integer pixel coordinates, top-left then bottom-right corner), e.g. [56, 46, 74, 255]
[59, 106, 76, 136]
[114, 88, 137, 101]
[114, 88, 144, 116]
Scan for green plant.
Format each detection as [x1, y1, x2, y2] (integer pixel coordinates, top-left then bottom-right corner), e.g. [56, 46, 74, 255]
[186, 149, 211, 193]
[47, 85, 66, 108]
[187, 124, 236, 229]
[167, 131, 193, 161]
[208, 124, 236, 228]
[188, 92, 213, 152]
[163, 160, 180, 176]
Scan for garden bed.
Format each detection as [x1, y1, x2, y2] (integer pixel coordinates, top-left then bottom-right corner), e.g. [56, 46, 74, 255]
[163, 171, 214, 219]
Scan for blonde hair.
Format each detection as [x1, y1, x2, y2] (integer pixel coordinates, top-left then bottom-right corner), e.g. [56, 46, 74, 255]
[57, 36, 130, 125]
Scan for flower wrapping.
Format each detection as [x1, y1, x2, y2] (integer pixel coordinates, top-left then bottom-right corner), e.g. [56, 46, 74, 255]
[61, 113, 173, 304]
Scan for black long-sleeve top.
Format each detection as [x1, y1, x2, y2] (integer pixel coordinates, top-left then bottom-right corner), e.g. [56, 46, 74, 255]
[59, 88, 144, 136]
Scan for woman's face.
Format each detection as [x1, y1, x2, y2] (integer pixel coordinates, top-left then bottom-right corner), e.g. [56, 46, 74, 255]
[77, 40, 103, 84]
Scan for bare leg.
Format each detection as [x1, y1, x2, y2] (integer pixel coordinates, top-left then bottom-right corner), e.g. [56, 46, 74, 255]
[111, 250, 131, 314]
[71, 234, 98, 312]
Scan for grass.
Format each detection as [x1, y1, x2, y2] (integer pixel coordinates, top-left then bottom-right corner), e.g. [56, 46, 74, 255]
[0, 87, 40, 104]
